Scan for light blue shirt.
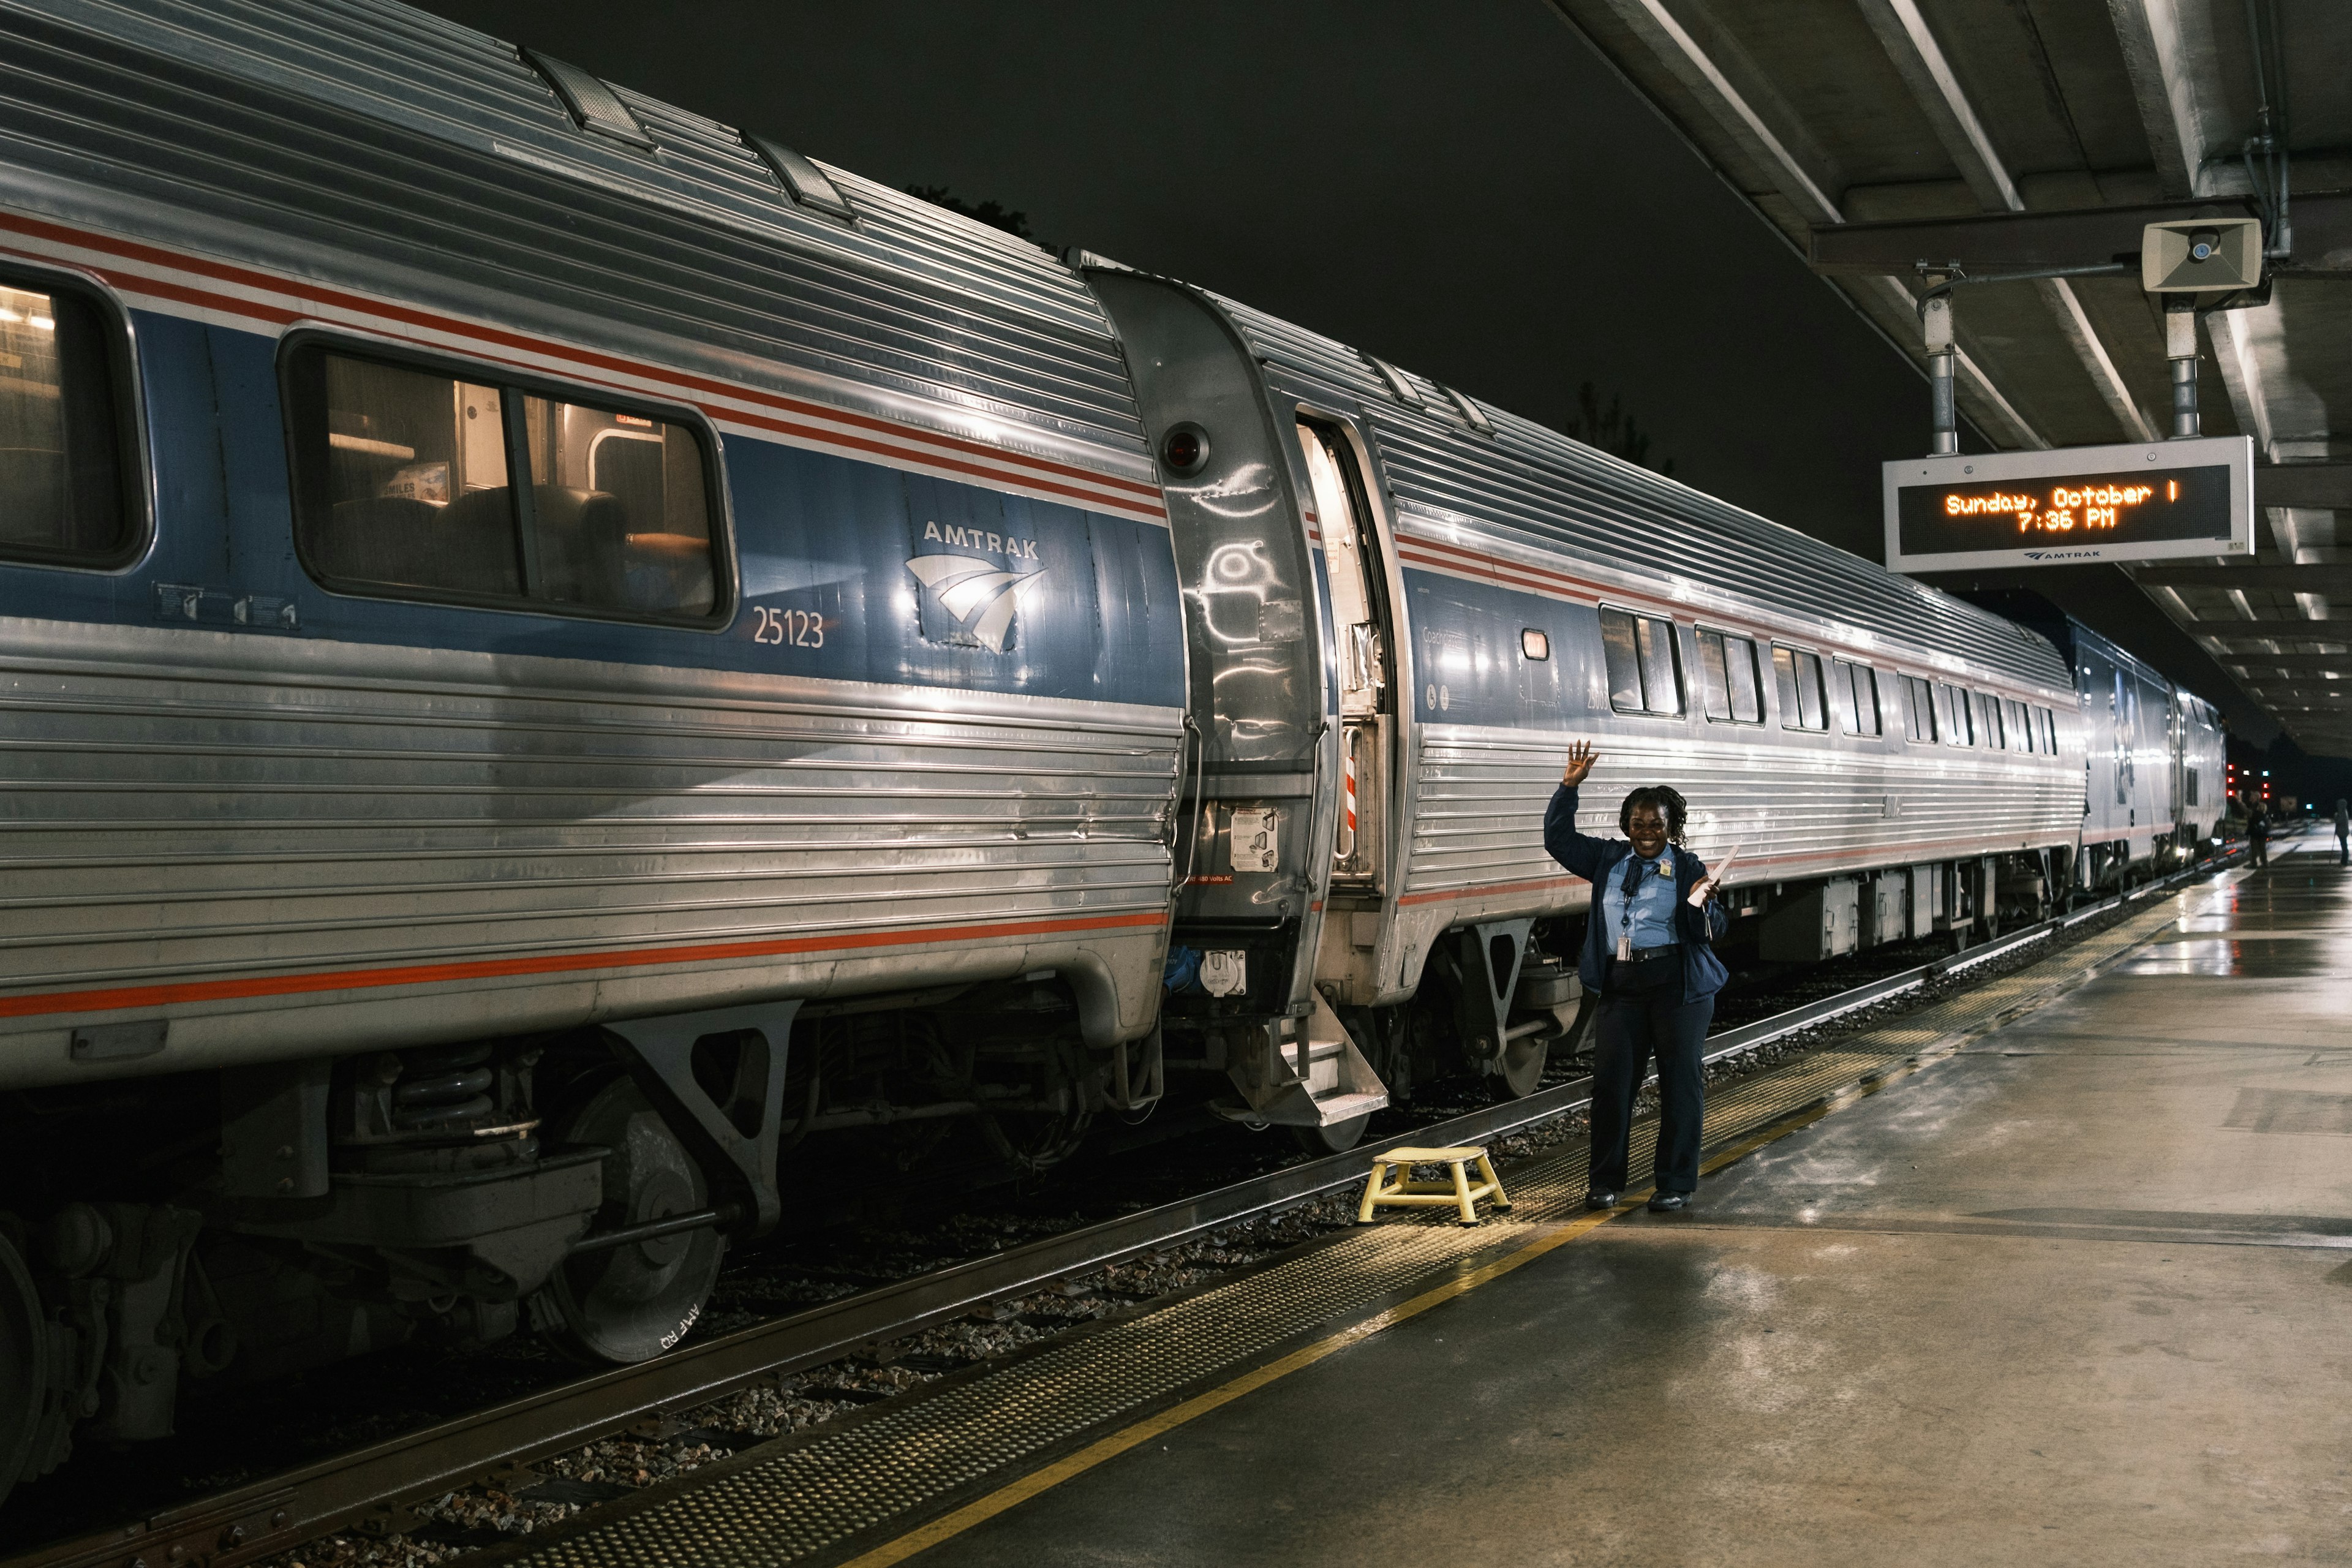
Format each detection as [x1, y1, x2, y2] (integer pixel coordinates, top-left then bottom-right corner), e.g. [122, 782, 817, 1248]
[1603, 846, 1680, 954]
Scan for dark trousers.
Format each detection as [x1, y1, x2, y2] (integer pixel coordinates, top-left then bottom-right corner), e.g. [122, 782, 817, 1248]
[1589, 981, 1713, 1197]
[2337, 831, 2346, 867]
[2252, 835, 2269, 867]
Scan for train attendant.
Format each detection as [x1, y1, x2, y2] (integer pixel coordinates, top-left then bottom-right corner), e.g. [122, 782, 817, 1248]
[1545, 741, 1727, 1213]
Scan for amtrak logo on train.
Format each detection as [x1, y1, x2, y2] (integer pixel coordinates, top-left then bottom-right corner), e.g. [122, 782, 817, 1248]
[907, 521, 1047, 653]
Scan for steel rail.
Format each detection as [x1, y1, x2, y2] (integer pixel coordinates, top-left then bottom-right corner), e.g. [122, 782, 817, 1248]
[7, 849, 2242, 1568]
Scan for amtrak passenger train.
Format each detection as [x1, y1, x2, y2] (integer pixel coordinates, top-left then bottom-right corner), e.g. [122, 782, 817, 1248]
[0, 0, 2226, 1502]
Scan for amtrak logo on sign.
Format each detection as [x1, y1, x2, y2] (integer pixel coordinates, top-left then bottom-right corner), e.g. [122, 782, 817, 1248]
[907, 545, 1046, 653]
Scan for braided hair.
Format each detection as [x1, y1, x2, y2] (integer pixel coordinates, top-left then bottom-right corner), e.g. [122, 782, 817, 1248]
[1618, 785, 1691, 848]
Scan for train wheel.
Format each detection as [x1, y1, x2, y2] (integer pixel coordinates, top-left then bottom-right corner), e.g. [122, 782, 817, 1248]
[1489, 1033, 1548, 1099]
[542, 1077, 724, 1365]
[1290, 1115, 1370, 1156]
[0, 1233, 45, 1510]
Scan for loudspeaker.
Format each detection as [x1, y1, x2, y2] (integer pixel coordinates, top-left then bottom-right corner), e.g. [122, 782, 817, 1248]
[2141, 217, 2264, 293]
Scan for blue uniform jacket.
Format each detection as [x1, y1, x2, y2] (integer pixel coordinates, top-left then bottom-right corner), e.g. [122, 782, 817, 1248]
[1544, 784, 1731, 1003]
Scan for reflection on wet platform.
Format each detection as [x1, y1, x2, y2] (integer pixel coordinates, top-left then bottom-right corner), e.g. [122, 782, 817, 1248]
[2115, 936, 2352, 976]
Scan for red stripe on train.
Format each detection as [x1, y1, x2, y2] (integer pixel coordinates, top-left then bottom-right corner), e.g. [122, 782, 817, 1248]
[0, 911, 1169, 1021]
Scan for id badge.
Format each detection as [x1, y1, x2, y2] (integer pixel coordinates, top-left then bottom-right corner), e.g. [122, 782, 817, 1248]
[1616, 932, 1633, 962]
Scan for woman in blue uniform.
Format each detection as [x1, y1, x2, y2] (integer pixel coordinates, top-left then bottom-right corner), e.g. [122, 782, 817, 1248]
[1544, 739, 1728, 1212]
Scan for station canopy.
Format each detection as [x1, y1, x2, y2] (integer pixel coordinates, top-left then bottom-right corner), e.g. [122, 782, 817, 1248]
[1548, 0, 2352, 756]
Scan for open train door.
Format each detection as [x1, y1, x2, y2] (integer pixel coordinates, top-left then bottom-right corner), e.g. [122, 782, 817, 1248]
[1294, 417, 1393, 894]
[1084, 269, 1389, 1146]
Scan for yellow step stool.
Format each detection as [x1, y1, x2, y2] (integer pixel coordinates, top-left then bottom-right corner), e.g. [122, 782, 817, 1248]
[1357, 1144, 1511, 1227]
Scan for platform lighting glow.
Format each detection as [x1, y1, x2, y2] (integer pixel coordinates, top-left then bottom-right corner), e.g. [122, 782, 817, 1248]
[28, 315, 52, 331]
[0, 307, 18, 323]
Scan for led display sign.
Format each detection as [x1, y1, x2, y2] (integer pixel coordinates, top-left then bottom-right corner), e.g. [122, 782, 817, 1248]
[1883, 435, 2252, 573]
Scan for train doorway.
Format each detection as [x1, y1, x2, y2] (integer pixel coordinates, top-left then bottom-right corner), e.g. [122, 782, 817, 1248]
[1294, 417, 1395, 892]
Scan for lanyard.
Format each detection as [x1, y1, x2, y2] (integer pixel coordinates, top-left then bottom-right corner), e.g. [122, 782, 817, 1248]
[1617, 850, 1667, 957]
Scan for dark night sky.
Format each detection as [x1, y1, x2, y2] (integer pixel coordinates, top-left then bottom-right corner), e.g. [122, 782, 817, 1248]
[416, 0, 2275, 745]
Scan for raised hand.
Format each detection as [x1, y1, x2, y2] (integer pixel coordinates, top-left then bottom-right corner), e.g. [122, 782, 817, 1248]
[1560, 739, 1598, 788]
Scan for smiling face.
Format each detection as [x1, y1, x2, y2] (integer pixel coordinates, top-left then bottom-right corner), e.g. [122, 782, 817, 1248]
[1627, 803, 1670, 859]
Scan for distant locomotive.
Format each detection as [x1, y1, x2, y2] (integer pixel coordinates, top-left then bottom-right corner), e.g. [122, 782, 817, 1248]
[0, 0, 2225, 1504]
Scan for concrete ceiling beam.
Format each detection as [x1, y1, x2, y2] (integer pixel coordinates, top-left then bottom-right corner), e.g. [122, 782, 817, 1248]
[1560, 1, 2051, 451]
[1853, 0, 2154, 443]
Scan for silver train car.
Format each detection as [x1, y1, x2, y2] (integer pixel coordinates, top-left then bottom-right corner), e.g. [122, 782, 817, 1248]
[0, 0, 2225, 1502]
[1961, 592, 2231, 881]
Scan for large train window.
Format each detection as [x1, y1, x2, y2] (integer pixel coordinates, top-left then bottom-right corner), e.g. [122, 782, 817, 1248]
[1771, 644, 1827, 731]
[1599, 606, 1683, 716]
[1899, 675, 1937, 742]
[1833, 658, 1881, 736]
[1937, 682, 1973, 745]
[1695, 628, 1762, 723]
[0, 269, 141, 569]
[2002, 698, 2031, 752]
[1975, 692, 2004, 748]
[282, 339, 724, 625]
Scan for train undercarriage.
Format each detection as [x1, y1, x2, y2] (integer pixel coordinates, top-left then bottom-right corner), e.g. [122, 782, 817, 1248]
[0, 845, 2143, 1505]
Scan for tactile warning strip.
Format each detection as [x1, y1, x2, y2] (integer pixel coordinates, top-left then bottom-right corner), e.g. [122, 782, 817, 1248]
[505, 876, 2230, 1568]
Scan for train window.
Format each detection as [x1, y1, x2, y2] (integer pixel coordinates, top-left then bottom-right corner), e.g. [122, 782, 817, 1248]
[1899, 675, 1937, 743]
[2002, 698, 2030, 752]
[0, 272, 140, 568]
[1521, 628, 1549, 660]
[1976, 693, 2004, 749]
[1695, 628, 1762, 723]
[2039, 707, 2058, 753]
[2186, 769, 2200, 806]
[1833, 659, 1881, 736]
[1937, 683, 1973, 745]
[284, 342, 722, 624]
[1772, 645, 1827, 731]
[1599, 606, 1683, 716]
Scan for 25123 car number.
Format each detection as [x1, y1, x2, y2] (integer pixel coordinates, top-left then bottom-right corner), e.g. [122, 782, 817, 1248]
[752, 606, 824, 647]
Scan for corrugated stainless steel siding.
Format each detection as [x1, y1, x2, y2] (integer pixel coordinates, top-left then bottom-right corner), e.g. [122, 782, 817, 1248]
[1211, 293, 2070, 690]
[0, 627, 1177, 1047]
[1406, 726, 2079, 903]
[0, 0, 1147, 462]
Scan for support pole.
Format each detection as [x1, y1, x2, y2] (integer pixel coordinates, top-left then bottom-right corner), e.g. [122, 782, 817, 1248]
[1922, 290, 1958, 456]
[2166, 301, 2200, 439]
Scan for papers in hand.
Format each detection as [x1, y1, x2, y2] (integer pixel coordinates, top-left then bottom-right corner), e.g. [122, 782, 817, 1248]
[1689, 842, 1740, 906]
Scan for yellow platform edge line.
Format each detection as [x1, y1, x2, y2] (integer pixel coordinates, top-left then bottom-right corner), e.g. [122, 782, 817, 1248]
[837, 1064, 1919, 1568]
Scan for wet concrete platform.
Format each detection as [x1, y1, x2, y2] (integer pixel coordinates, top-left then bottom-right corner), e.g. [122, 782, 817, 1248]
[922, 848, 2352, 1568]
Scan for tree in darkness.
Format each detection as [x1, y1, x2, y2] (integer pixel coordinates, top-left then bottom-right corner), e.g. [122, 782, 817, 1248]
[905, 184, 1035, 242]
[1563, 381, 1673, 477]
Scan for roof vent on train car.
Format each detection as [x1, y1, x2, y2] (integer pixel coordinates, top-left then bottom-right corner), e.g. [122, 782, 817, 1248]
[521, 48, 655, 149]
[742, 132, 855, 221]
[1061, 247, 1136, 273]
[1363, 354, 1423, 407]
[1438, 384, 1494, 435]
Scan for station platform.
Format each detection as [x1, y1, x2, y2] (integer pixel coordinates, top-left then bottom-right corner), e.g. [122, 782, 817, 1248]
[491, 844, 2350, 1568]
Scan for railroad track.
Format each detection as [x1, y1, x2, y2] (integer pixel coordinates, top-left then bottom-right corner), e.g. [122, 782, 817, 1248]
[5, 854, 2239, 1568]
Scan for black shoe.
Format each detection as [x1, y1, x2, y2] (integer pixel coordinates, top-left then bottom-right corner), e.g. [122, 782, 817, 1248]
[1585, 1190, 1618, 1211]
[1646, 1191, 1692, 1213]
